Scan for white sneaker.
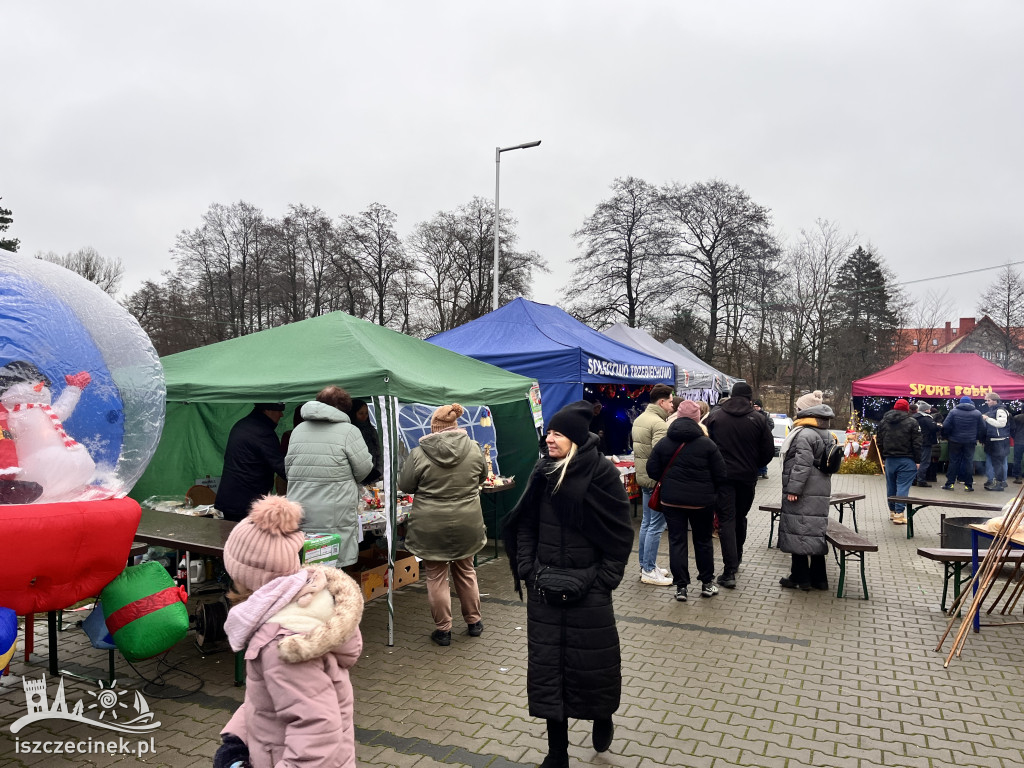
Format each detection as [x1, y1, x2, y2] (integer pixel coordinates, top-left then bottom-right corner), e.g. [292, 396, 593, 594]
[656, 565, 671, 580]
[641, 568, 673, 586]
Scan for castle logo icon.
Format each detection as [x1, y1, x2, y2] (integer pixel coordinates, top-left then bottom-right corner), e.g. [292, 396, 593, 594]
[10, 674, 161, 735]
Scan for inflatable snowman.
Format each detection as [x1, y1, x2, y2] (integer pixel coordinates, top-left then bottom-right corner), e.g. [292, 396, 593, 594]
[0, 360, 97, 502]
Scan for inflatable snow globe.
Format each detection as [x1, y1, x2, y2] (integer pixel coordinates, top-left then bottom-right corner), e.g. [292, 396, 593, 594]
[0, 248, 165, 503]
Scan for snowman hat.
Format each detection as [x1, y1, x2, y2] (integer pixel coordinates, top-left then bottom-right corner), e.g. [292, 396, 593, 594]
[0, 361, 50, 394]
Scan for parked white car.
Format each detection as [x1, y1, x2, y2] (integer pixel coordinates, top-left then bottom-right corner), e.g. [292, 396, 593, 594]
[771, 414, 794, 457]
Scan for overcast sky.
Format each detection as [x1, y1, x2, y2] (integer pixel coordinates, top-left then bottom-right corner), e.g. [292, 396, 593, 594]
[4, 2, 1022, 323]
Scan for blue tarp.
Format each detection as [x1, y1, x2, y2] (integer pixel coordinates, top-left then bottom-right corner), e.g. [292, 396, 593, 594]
[427, 299, 675, 425]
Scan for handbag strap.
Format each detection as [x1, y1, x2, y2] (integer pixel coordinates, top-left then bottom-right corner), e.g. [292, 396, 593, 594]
[655, 438, 688, 487]
[661, 440, 688, 475]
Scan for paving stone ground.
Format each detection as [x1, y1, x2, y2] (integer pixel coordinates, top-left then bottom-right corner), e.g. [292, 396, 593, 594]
[3, 472, 1024, 767]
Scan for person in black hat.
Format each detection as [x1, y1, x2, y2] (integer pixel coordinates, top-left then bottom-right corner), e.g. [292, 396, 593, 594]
[215, 402, 287, 521]
[502, 400, 634, 765]
[704, 382, 775, 588]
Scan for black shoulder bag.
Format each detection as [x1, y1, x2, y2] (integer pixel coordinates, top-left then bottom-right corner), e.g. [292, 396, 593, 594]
[533, 515, 597, 606]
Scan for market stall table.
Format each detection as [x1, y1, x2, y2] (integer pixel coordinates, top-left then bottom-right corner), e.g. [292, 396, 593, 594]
[477, 479, 517, 564]
[611, 458, 640, 516]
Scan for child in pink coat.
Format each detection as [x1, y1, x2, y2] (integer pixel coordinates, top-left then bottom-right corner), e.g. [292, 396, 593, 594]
[215, 496, 363, 768]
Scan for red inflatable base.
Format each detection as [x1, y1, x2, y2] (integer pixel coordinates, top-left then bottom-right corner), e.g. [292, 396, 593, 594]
[0, 498, 142, 615]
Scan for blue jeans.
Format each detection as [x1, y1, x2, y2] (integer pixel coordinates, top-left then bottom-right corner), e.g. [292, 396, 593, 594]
[986, 440, 1010, 485]
[885, 457, 918, 512]
[916, 446, 934, 483]
[638, 488, 667, 572]
[945, 441, 976, 487]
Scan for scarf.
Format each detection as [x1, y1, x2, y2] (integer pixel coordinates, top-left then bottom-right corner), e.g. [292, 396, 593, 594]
[503, 434, 633, 598]
[11, 402, 79, 449]
[778, 416, 831, 460]
[0, 405, 18, 477]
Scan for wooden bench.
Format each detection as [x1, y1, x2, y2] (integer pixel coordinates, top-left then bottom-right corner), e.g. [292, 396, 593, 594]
[916, 547, 1024, 612]
[887, 496, 1002, 539]
[759, 492, 866, 548]
[826, 519, 878, 599]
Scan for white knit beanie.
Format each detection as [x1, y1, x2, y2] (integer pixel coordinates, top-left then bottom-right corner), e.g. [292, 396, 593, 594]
[223, 496, 305, 593]
[795, 390, 824, 412]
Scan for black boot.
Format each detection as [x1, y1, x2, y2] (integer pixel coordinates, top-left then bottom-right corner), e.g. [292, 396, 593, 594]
[592, 717, 614, 752]
[540, 719, 569, 768]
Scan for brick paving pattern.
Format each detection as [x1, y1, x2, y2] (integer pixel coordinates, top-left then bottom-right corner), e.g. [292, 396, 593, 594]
[2, 473, 1023, 766]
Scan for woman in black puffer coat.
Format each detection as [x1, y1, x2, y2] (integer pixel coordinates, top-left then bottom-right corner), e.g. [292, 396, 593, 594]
[503, 401, 633, 768]
[647, 402, 727, 602]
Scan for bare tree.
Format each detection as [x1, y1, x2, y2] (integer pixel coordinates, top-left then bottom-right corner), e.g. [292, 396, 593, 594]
[36, 247, 125, 296]
[790, 220, 854, 393]
[905, 288, 954, 352]
[340, 203, 413, 327]
[660, 179, 773, 363]
[408, 197, 545, 334]
[776, 244, 820, 413]
[564, 176, 675, 328]
[977, 263, 1024, 364]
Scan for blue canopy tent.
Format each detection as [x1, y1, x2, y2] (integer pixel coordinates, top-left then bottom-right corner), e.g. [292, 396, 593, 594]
[427, 299, 675, 428]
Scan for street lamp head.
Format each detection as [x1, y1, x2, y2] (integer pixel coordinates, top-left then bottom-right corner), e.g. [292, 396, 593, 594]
[498, 140, 542, 153]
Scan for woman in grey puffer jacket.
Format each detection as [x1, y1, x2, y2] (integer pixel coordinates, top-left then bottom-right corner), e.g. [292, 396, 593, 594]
[777, 391, 835, 591]
[285, 386, 374, 568]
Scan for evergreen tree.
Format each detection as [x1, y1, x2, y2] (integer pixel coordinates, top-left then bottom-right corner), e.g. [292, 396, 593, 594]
[0, 198, 19, 252]
[829, 246, 900, 383]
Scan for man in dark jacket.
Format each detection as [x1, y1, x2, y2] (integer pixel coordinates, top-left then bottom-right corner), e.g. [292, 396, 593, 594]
[1012, 410, 1024, 484]
[941, 395, 985, 492]
[876, 399, 922, 524]
[911, 402, 940, 487]
[215, 403, 287, 521]
[704, 382, 775, 588]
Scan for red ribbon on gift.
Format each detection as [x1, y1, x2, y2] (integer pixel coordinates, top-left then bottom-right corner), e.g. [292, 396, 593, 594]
[105, 586, 188, 635]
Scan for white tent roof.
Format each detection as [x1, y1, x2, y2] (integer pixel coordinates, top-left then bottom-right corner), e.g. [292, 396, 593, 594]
[662, 339, 738, 393]
[601, 324, 737, 393]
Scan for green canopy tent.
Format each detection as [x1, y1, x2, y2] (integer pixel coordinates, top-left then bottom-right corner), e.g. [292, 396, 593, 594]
[132, 312, 538, 643]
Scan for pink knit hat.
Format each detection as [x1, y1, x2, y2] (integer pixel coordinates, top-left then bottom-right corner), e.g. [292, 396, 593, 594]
[677, 400, 702, 422]
[223, 496, 305, 593]
[431, 403, 464, 433]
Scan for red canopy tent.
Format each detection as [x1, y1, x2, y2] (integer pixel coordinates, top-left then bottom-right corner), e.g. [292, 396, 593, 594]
[852, 353, 1024, 400]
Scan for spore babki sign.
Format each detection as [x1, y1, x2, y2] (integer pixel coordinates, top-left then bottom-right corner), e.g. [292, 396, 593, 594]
[585, 357, 673, 381]
[908, 383, 994, 398]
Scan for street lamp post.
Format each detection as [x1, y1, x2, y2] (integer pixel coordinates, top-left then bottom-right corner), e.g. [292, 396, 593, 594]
[493, 139, 541, 311]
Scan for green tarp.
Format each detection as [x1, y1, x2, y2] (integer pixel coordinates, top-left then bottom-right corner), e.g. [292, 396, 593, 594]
[133, 311, 539, 509]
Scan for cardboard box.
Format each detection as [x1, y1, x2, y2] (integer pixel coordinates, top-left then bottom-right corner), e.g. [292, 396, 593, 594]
[344, 549, 419, 602]
[303, 533, 341, 567]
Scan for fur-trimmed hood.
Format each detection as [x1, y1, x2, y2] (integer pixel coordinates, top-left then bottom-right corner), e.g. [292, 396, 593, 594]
[228, 564, 363, 663]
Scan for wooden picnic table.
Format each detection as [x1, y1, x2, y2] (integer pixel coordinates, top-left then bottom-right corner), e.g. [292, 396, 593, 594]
[887, 495, 1002, 540]
[759, 492, 866, 548]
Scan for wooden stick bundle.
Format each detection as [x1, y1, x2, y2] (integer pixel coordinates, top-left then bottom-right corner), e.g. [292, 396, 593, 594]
[936, 487, 1024, 667]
